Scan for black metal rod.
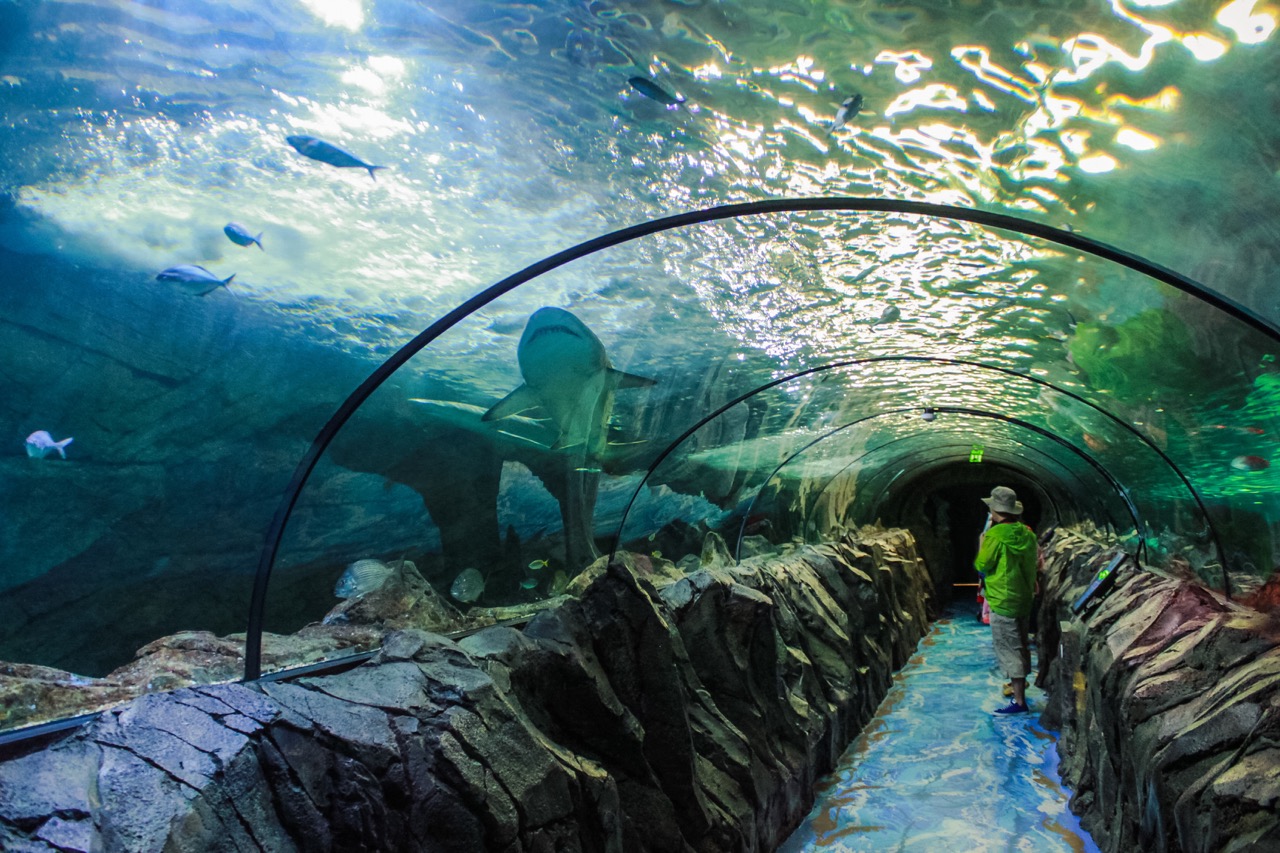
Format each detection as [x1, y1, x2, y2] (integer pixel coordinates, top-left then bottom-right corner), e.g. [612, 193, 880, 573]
[802, 430, 1109, 541]
[247, 197, 1266, 679]
[729, 420, 1088, 560]
[829, 442, 1099, 542]
[797, 437, 1081, 539]
[610, 355, 1204, 577]
[731, 409, 1142, 561]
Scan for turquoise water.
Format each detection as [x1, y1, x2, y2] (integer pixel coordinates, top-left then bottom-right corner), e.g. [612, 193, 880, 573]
[781, 607, 1098, 853]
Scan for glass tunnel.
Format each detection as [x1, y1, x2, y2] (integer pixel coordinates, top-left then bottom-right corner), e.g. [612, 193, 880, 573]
[243, 198, 1273, 681]
[2, 0, 1280, 749]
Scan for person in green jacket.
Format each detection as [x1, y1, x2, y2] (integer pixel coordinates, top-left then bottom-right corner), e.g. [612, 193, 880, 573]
[975, 485, 1039, 715]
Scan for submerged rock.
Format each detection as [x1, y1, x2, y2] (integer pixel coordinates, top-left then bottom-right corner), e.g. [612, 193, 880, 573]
[1037, 528, 1280, 853]
[0, 530, 934, 851]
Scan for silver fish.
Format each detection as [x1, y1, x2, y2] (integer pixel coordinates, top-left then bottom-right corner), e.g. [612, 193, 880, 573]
[156, 264, 236, 296]
[223, 222, 263, 250]
[827, 93, 863, 136]
[450, 567, 485, 603]
[628, 76, 684, 106]
[286, 135, 386, 180]
[333, 558, 395, 598]
[25, 430, 73, 459]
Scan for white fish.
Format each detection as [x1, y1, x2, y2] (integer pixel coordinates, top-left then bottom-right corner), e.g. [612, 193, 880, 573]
[450, 567, 485, 603]
[874, 305, 901, 325]
[25, 430, 73, 459]
[223, 222, 263, 250]
[827, 93, 863, 137]
[482, 307, 656, 462]
[156, 264, 236, 296]
[333, 558, 395, 598]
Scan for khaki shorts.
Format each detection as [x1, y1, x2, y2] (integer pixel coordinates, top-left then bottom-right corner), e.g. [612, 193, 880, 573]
[991, 612, 1032, 679]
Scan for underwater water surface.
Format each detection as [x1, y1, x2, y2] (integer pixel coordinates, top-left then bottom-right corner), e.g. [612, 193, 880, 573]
[781, 607, 1098, 853]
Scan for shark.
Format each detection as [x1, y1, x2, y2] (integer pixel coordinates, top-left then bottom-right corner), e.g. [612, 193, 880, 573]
[481, 307, 656, 569]
[482, 306, 656, 465]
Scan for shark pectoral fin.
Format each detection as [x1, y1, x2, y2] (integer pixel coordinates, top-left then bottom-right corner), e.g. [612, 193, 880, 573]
[483, 385, 541, 421]
[610, 368, 657, 389]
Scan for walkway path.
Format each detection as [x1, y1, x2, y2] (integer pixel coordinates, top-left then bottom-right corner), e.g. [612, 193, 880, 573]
[780, 606, 1099, 852]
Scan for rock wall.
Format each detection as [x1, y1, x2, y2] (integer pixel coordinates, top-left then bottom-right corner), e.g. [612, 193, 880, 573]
[1037, 529, 1280, 853]
[0, 529, 933, 852]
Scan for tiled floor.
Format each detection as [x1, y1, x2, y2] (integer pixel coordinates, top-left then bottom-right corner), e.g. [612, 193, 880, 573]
[780, 606, 1100, 852]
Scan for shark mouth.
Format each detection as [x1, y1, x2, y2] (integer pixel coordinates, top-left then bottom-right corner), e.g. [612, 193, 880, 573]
[525, 325, 583, 344]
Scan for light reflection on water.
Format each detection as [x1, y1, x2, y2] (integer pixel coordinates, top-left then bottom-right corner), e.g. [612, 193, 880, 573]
[780, 606, 1099, 853]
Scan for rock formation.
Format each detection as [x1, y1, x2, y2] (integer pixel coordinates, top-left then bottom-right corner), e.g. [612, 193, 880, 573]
[0, 528, 933, 852]
[1037, 528, 1280, 853]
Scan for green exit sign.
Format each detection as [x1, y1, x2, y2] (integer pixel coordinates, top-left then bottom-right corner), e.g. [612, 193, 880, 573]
[969, 444, 984, 463]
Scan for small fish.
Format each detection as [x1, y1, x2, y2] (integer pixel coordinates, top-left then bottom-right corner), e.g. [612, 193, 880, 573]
[628, 76, 684, 106]
[1082, 433, 1109, 453]
[1204, 424, 1265, 436]
[920, 408, 936, 423]
[286, 135, 386, 180]
[528, 559, 549, 571]
[519, 578, 538, 590]
[1231, 455, 1270, 472]
[25, 430, 73, 459]
[827, 93, 863, 136]
[874, 305, 901, 325]
[333, 558, 395, 598]
[651, 550, 663, 559]
[450, 567, 485, 603]
[156, 264, 235, 296]
[223, 222, 263, 251]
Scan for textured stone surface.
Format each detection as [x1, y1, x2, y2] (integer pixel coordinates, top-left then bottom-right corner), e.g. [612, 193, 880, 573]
[1, 559, 557, 731]
[0, 528, 933, 852]
[1038, 529, 1280, 853]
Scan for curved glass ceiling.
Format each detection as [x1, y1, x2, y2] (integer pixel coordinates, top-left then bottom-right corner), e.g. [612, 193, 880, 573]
[250, 203, 1276, 678]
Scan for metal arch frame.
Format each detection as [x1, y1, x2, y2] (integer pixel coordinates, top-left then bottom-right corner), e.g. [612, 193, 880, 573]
[806, 432, 1108, 538]
[799, 437, 1084, 534]
[727, 428, 1085, 558]
[871, 409, 1154, 564]
[821, 442, 1103, 543]
[858, 454, 1078, 533]
[728, 407, 1146, 563]
[800, 444, 1074, 542]
[243, 196, 1274, 679]
[608, 355, 1214, 577]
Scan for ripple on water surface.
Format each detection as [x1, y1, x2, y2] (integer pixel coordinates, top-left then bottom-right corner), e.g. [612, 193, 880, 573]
[781, 608, 1099, 853]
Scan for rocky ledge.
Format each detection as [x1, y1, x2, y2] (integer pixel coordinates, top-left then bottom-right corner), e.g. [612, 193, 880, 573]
[0, 528, 932, 852]
[1037, 528, 1280, 853]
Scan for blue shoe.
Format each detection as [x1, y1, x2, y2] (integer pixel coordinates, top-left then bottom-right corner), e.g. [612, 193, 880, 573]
[993, 701, 1029, 716]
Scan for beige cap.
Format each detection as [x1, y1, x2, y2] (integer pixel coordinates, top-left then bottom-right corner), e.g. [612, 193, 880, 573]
[982, 485, 1023, 515]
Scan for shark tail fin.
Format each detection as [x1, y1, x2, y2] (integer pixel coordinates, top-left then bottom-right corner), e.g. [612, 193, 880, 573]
[255, 233, 264, 251]
[55, 437, 73, 459]
[610, 368, 657, 389]
[483, 385, 541, 421]
[368, 165, 387, 181]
